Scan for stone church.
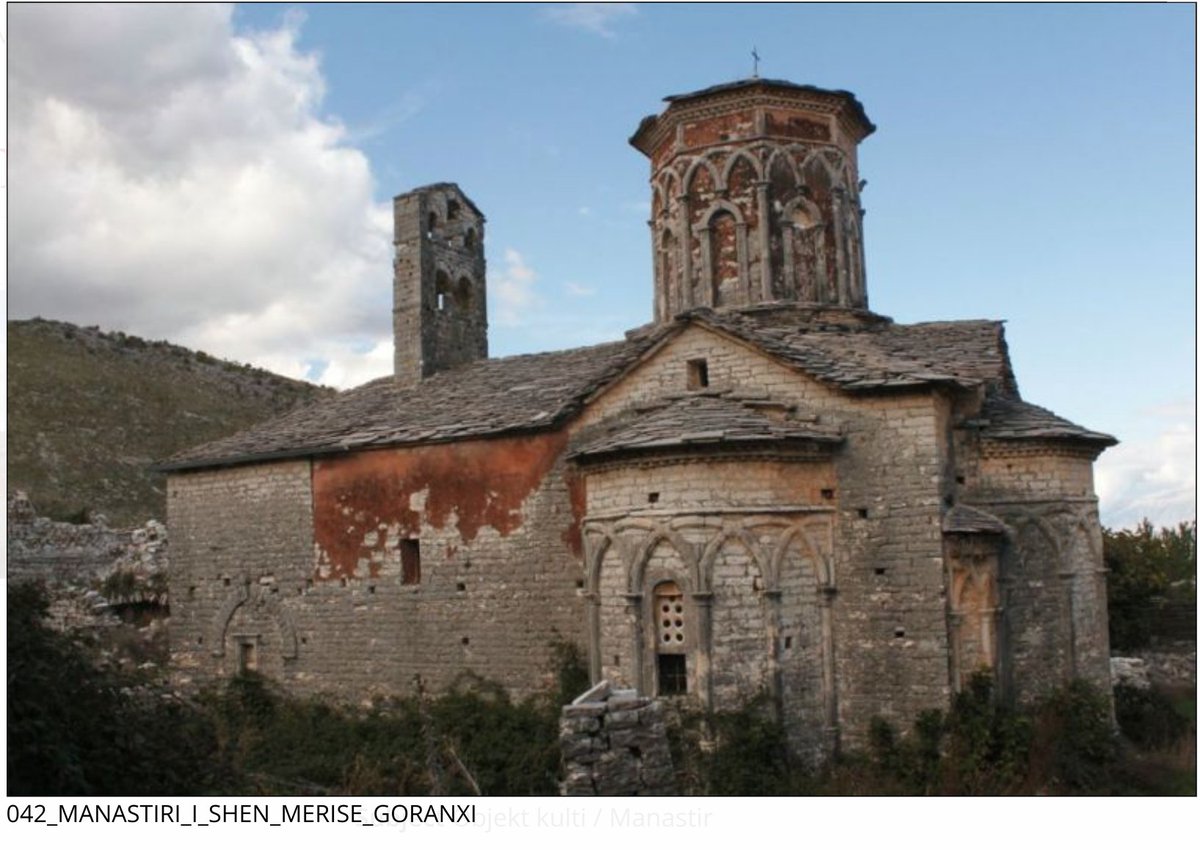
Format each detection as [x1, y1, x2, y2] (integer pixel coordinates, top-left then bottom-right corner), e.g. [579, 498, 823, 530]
[163, 78, 1115, 761]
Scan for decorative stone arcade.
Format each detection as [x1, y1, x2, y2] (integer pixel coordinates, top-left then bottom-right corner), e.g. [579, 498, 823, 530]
[630, 79, 875, 322]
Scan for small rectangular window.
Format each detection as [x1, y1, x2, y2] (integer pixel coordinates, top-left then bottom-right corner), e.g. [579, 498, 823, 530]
[686, 358, 709, 390]
[238, 641, 258, 673]
[401, 539, 421, 585]
[658, 653, 687, 695]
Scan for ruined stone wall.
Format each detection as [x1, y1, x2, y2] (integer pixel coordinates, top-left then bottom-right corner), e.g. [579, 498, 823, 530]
[578, 326, 954, 749]
[560, 682, 676, 796]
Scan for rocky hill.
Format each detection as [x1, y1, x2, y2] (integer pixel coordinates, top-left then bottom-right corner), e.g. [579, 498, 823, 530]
[7, 318, 336, 526]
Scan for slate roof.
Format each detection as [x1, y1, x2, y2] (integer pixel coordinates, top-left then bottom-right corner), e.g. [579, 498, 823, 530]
[160, 330, 669, 471]
[973, 395, 1117, 447]
[570, 392, 842, 463]
[161, 307, 1097, 472]
[694, 308, 1017, 394]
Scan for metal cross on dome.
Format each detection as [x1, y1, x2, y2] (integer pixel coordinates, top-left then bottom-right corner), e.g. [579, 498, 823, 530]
[752, 47, 761, 78]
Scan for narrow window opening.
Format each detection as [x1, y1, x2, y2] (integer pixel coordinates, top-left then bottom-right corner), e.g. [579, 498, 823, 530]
[457, 582, 467, 592]
[648, 492, 660, 504]
[784, 635, 793, 650]
[658, 654, 687, 695]
[196, 636, 204, 646]
[401, 539, 421, 585]
[464, 229, 476, 250]
[461, 636, 470, 646]
[574, 579, 585, 589]
[874, 567, 887, 576]
[238, 641, 258, 673]
[894, 628, 906, 639]
[821, 488, 835, 500]
[686, 358, 709, 389]
[955, 475, 966, 485]
[223, 577, 231, 587]
[188, 585, 197, 598]
[857, 507, 869, 519]
[653, 581, 687, 695]
[447, 199, 461, 220]
[426, 212, 438, 239]
[368, 584, 376, 594]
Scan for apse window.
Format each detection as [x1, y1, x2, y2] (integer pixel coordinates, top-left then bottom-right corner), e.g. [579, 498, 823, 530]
[658, 653, 687, 696]
[687, 358, 709, 389]
[654, 581, 687, 695]
[401, 539, 421, 585]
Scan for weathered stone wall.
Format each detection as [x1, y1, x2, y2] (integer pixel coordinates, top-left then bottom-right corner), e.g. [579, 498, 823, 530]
[167, 460, 314, 688]
[958, 438, 1111, 702]
[560, 682, 676, 796]
[168, 438, 588, 701]
[393, 184, 488, 387]
[578, 326, 955, 749]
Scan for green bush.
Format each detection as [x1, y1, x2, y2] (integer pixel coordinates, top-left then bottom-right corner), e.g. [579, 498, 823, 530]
[1114, 685, 1190, 749]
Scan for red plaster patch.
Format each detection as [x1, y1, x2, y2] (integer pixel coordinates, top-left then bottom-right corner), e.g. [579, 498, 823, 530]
[312, 432, 569, 581]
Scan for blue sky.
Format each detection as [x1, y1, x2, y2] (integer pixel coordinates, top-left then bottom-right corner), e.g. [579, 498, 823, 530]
[6, 3, 1195, 527]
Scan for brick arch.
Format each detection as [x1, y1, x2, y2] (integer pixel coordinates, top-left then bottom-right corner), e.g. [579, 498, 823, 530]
[720, 147, 764, 188]
[683, 156, 720, 196]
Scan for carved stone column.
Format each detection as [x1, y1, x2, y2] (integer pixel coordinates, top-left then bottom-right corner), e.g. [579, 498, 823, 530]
[678, 195, 693, 310]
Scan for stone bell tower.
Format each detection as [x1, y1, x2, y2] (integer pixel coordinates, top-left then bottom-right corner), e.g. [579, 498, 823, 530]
[630, 79, 876, 322]
[393, 183, 488, 387]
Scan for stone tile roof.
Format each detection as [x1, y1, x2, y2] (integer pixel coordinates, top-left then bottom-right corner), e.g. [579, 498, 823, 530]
[570, 392, 842, 463]
[692, 308, 1017, 394]
[161, 308, 1039, 471]
[974, 395, 1117, 446]
[160, 330, 670, 471]
[943, 505, 1008, 535]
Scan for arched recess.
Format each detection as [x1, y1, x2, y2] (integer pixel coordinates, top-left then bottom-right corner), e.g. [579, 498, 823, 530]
[659, 227, 679, 316]
[1003, 512, 1074, 697]
[707, 532, 770, 710]
[434, 268, 453, 312]
[721, 148, 763, 191]
[684, 157, 719, 198]
[637, 535, 708, 701]
[208, 580, 299, 665]
[454, 276, 473, 311]
[699, 201, 749, 308]
[772, 518, 838, 761]
[781, 195, 828, 303]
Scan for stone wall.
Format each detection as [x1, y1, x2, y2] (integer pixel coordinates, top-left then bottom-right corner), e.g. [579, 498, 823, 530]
[393, 184, 488, 387]
[167, 439, 589, 701]
[578, 325, 955, 749]
[560, 681, 676, 796]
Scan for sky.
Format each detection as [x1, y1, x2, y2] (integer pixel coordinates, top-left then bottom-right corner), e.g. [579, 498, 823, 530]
[4, 2, 1195, 529]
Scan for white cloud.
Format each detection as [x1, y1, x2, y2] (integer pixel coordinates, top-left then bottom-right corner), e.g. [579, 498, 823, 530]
[564, 281, 596, 298]
[1095, 402, 1196, 529]
[544, 3, 637, 38]
[7, 4, 394, 390]
[490, 248, 540, 327]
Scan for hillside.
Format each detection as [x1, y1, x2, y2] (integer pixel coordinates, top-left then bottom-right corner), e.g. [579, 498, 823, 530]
[7, 318, 336, 526]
